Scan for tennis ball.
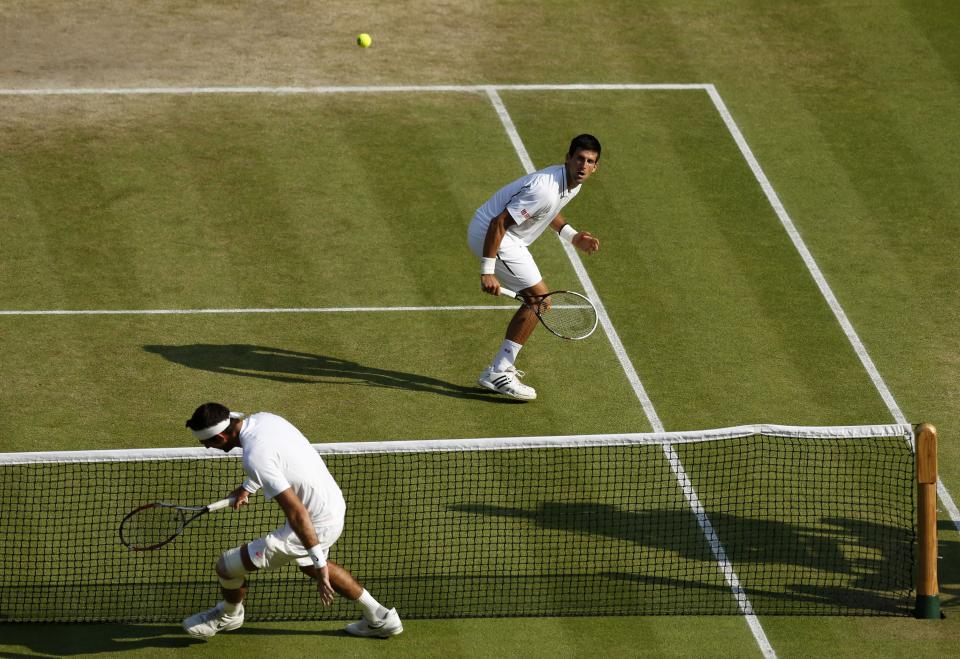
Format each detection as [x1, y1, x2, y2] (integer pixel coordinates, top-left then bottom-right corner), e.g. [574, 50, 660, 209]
[357, 33, 372, 48]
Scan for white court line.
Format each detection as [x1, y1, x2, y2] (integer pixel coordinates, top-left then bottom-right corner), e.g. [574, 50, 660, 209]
[0, 83, 709, 95]
[0, 305, 522, 316]
[485, 87, 776, 659]
[706, 84, 960, 533]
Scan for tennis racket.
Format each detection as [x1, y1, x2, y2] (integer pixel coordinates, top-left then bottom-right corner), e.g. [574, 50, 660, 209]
[119, 497, 235, 551]
[499, 287, 599, 340]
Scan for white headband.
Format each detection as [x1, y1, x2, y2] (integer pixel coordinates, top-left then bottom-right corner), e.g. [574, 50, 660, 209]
[192, 418, 229, 441]
[192, 412, 243, 441]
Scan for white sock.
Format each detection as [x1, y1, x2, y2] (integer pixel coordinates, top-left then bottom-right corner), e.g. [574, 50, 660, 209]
[357, 589, 388, 622]
[222, 600, 242, 615]
[491, 339, 523, 372]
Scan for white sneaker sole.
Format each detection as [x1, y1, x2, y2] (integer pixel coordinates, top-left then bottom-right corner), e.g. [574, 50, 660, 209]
[345, 618, 403, 638]
[183, 614, 244, 638]
[478, 377, 536, 401]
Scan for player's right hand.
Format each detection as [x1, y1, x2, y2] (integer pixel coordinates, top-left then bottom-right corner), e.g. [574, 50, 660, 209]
[316, 564, 334, 605]
[480, 274, 501, 296]
[229, 487, 251, 509]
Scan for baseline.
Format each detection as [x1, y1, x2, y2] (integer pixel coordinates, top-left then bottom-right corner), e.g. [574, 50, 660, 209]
[0, 83, 709, 96]
[0, 305, 519, 316]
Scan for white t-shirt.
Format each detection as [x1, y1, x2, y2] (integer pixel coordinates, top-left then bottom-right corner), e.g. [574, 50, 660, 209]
[469, 164, 580, 247]
[238, 412, 346, 528]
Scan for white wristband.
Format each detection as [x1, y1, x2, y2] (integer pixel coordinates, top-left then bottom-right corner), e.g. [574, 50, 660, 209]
[308, 544, 326, 569]
[559, 224, 578, 244]
[480, 257, 497, 275]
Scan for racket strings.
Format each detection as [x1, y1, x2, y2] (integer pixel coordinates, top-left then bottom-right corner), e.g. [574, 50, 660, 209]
[534, 292, 597, 339]
[121, 506, 185, 549]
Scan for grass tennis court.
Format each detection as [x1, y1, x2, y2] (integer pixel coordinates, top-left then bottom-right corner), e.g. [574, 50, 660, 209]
[0, 89, 894, 447]
[2, 1, 959, 657]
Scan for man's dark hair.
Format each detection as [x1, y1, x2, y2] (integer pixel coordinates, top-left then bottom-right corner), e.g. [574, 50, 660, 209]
[568, 134, 601, 159]
[185, 402, 230, 431]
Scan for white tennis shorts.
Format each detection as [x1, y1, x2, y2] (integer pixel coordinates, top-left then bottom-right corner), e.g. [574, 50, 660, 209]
[467, 219, 543, 291]
[246, 519, 344, 570]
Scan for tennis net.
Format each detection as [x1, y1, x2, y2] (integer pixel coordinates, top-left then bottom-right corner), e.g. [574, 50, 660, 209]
[0, 424, 915, 622]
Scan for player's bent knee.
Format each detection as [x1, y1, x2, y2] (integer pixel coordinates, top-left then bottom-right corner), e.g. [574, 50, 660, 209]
[217, 547, 248, 590]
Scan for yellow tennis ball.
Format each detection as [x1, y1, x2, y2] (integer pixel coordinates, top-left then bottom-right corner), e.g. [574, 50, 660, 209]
[357, 33, 372, 48]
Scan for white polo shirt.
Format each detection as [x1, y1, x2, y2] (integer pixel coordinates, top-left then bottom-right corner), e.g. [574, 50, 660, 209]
[469, 164, 581, 247]
[238, 412, 345, 529]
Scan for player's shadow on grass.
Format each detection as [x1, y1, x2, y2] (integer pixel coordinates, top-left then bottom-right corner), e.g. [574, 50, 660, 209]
[452, 502, 914, 615]
[143, 344, 514, 403]
[0, 624, 201, 656]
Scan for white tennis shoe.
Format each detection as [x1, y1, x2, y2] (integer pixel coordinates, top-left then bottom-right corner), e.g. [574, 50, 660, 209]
[477, 366, 537, 401]
[345, 607, 403, 638]
[182, 602, 245, 638]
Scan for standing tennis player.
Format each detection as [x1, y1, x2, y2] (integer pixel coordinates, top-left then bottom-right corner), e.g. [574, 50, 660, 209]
[468, 134, 602, 400]
[181, 402, 402, 639]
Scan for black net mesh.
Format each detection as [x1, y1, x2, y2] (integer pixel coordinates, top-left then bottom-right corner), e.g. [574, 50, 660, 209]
[0, 429, 915, 622]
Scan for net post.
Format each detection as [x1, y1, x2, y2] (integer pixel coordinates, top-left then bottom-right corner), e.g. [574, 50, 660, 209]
[914, 422, 941, 619]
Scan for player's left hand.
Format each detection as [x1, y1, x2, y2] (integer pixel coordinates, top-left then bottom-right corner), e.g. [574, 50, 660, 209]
[574, 231, 600, 254]
[316, 564, 335, 605]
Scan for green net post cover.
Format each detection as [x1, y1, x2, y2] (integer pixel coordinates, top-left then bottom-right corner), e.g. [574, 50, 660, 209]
[914, 595, 941, 620]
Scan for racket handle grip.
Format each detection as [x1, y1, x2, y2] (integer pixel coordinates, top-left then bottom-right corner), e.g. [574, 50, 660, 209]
[207, 497, 236, 512]
[499, 287, 518, 299]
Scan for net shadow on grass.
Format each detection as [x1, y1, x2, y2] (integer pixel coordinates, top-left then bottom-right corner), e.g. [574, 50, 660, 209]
[0, 624, 200, 656]
[451, 502, 913, 615]
[144, 343, 516, 403]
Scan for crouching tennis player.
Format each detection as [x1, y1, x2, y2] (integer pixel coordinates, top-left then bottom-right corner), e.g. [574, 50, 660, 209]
[468, 134, 601, 401]
[182, 402, 402, 639]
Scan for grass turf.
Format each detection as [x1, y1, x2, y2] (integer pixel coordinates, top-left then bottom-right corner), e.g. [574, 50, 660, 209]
[2, 1, 960, 656]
